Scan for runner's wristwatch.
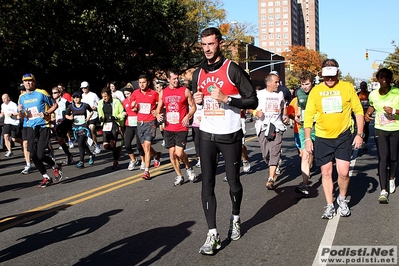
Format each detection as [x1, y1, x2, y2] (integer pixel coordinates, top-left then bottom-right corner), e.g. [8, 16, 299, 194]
[357, 133, 365, 138]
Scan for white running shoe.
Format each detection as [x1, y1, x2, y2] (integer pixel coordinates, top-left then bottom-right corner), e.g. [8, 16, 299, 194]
[378, 190, 389, 204]
[128, 160, 139, 171]
[337, 197, 351, 217]
[173, 176, 184, 186]
[389, 178, 396, 194]
[199, 233, 221, 255]
[21, 165, 32, 174]
[69, 140, 74, 149]
[242, 161, 251, 172]
[5, 151, 13, 157]
[93, 145, 101, 154]
[140, 161, 145, 170]
[186, 167, 197, 182]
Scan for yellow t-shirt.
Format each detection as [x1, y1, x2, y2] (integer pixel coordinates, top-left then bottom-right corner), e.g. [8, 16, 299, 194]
[304, 81, 363, 138]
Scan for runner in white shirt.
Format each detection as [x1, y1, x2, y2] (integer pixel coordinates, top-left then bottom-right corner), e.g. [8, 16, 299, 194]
[81, 81, 101, 154]
[1, 93, 22, 157]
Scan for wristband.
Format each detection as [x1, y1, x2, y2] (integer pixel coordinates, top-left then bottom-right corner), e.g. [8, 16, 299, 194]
[305, 138, 312, 142]
[252, 110, 258, 116]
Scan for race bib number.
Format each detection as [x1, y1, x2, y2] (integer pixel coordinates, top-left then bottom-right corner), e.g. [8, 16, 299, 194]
[139, 103, 151, 114]
[322, 96, 342, 114]
[102, 122, 113, 132]
[264, 101, 280, 114]
[203, 96, 225, 116]
[74, 115, 85, 125]
[127, 116, 137, 127]
[378, 113, 396, 125]
[166, 111, 180, 124]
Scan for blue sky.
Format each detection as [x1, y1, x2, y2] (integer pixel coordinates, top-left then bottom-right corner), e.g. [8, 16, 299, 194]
[223, 0, 399, 80]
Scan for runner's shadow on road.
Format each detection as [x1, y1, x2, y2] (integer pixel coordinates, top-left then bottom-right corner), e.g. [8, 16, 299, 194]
[74, 221, 195, 266]
[238, 183, 320, 240]
[0, 209, 122, 263]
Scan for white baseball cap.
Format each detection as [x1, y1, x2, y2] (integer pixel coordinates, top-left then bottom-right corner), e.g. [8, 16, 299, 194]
[322, 67, 338, 76]
[80, 81, 89, 88]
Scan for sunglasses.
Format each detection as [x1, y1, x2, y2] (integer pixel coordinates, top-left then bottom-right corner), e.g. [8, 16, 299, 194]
[52, 92, 59, 94]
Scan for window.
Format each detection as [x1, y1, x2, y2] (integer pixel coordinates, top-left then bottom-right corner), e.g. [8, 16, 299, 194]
[276, 34, 281, 39]
[275, 14, 281, 19]
[261, 2, 266, 7]
[269, 41, 275, 46]
[283, 20, 288, 25]
[261, 22, 267, 27]
[283, 27, 288, 32]
[268, 15, 274, 19]
[275, 8, 280, 13]
[268, 21, 274, 26]
[261, 9, 266, 13]
[268, 8, 274, 13]
[276, 28, 281, 32]
[270, 48, 275, 52]
[283, 7, 288, 12]
[283, 14, 288, 19]
[261, 15, 266, 20]
[276, 47, 282, 53]
[283, 34, 289, 39]
[275, 1, 280, 6]
[262, 28, 268, 33]
[268, 1, 273, 6]
[282, 0, 288, 5]
[275, 21, 281, 26]
[262, 35, 267, 40]
[276, 41, 281, 45]
[269, 34, 274, 39]
[262, 41, 267, 47]
[284, 40, 289, 45]
[269, 28, 274, 33]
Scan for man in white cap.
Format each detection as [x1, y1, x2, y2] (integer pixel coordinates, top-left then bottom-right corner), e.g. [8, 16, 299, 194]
[81, 81, 101, 154]
[304, 59, 364, 219]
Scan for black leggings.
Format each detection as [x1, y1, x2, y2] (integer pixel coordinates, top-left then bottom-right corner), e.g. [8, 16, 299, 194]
[192, 127, 200, 158]
[200, 135, 243, 229]
[374, 128, 399, 190]
[124, 126, 144, 156]
[78, 135, 92, 162]
[27, 127, 55, 175]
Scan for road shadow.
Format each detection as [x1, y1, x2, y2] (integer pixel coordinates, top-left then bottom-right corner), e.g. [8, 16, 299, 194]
[0, 209, 122, 262]
[74, 221, 195, 266]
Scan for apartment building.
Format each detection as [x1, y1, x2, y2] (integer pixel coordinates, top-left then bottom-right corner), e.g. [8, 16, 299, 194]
[258, 0, 319, 55]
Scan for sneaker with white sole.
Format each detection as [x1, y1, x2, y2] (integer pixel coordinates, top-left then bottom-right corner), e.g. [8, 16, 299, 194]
[337, 197, 351, 217]
[389, 179, 396, 194]
[68, 140, 74, 149]
[199, 233, 221, 255]
[5, 151, 13, 157]
[321, 204, 335, 219]
[378, 190, 389, 204]
[295, 182, 309, 195]
[174, 176, 184, 186]
[266, 177, 275, 190]
[93, 144, 101, 154]
[128, 159, 139, 171]
[38, 178, 52, 188]
[21, 165, 32, 174]
[228, 217, 241, 241]
[53, 163, 64, 182]
[242, 161, 251, 172]
[186, 167, 197, 182]
[140, 161, 145, 170]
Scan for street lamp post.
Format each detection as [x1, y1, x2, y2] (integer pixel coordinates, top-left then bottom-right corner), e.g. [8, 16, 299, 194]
[270, 53, 277, 71]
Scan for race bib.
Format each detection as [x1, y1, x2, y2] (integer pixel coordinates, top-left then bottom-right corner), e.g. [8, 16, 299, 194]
[264, 101, 280, 114]
[26, 106, 40, 119]
[166, 111, 180, 124]
[102, 122, 113, 132]
[139, 103, 151, 114]
[322, 96, 343, 114]
[74, 115, 86, 125]
[378, 113, 396, 125]
[127, 116, 137, 127]
[203, 96, 225, 116]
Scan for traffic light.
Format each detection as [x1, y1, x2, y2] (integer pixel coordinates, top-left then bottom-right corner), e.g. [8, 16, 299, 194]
[366, 52, 369, 60]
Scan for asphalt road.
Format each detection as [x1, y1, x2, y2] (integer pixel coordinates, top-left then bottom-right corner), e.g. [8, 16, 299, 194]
[0, 121, 398, 266]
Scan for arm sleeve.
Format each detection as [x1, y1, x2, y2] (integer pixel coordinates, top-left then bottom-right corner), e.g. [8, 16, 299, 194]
[228, 63, 258, 110]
